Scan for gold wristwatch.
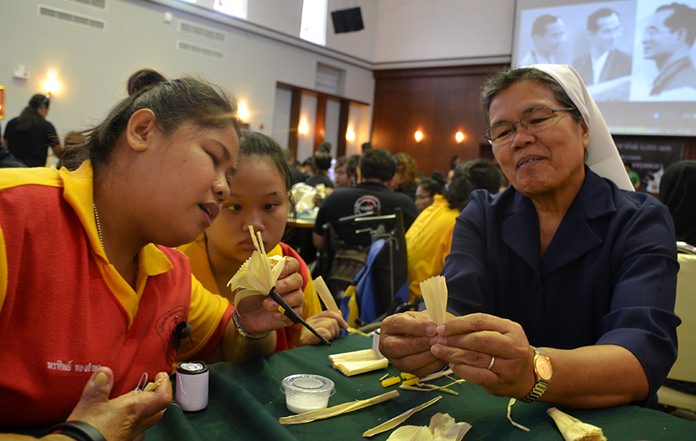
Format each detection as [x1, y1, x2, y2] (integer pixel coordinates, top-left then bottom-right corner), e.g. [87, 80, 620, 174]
[521, 346, 552, 403]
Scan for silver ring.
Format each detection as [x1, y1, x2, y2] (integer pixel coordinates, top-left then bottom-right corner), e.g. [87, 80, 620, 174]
[487, 355, 496, 371]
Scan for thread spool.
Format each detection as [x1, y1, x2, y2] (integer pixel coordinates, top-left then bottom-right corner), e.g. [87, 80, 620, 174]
[176, 361, 209, 412]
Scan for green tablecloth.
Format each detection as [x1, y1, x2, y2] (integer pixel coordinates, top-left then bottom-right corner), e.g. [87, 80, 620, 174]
[146, 334, 696, 440]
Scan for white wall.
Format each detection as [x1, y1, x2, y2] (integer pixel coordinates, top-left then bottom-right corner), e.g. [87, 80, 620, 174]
[0, 0, 374, 142]
[0, 0, 516, 146]
[370, 0, 514, 68]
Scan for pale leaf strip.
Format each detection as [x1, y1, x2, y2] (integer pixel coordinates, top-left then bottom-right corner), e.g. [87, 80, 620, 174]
[313, 276, 340, 312]
[362, 395, 443, 437]
[278, 390, 400, 425]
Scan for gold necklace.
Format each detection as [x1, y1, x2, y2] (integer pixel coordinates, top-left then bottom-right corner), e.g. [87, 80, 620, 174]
[92, 203, 104, 249]
[93, 203, 138, 286]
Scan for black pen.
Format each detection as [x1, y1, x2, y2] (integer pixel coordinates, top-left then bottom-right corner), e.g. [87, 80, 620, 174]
[268, 288, 331, 345]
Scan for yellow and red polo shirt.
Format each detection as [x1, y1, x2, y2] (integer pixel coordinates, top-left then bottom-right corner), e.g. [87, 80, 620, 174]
[0, 162, 231, 427]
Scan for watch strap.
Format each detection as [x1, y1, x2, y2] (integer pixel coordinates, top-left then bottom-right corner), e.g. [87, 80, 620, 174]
[520, 347, 550, 403]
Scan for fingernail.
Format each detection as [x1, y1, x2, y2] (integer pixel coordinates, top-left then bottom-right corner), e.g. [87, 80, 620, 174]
[425, 324, 436, 335]
[93, 371, 108, 386]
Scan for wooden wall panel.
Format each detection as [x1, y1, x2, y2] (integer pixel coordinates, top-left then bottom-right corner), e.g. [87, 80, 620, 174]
[371, 65, 696, 177]
[371, 65, 505, 176]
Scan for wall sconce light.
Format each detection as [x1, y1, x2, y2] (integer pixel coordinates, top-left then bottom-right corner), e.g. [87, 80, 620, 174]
[42, 70, 62, 97]
[345, 126, 356, 142]
[237, 98, 250, 123]
[414, 129, 424, 143]
[298, 116, 310, 137]
[455, 130, 467, 143]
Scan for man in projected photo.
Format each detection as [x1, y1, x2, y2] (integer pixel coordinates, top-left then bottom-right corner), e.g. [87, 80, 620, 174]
[642, 2, 696, 96]
[574, 8, 632, 85]
[520, 14, 566, 65]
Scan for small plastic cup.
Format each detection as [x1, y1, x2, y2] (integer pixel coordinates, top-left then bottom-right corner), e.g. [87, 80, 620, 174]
[281, 374, 335, 413]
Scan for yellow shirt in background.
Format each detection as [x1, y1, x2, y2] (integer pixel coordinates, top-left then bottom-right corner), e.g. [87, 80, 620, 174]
[405, 194, 460, 302]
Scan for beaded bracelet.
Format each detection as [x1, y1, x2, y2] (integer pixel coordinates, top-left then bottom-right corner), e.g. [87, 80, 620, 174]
[232, 308, 271, 340]
[50, 421, 106, 441]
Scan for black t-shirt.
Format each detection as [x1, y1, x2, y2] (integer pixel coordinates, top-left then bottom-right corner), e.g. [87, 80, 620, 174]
[3, 117, 58, 167]
[314, 181, 417, 247]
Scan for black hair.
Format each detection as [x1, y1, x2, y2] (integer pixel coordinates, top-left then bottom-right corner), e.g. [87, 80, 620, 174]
[657, 3, 696, 46]
[80, 76, 239, 169]
[454, 159, 503, 194]
[359, 148, 396, 182]
[418, 178, 445, 198]
[127, 68, 167, 96]
[314, 152, 332, 171]
[15, 94, 49, 132]
[481, 67, 583, 126]
[443, 173, 474, 210]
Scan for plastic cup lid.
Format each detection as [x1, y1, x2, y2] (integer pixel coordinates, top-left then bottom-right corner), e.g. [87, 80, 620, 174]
[281, 374, 335, 395]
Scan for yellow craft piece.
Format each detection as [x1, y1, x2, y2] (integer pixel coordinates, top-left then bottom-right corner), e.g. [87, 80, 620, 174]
[401, 377, 420, 387]
[227, 226, 287, 305]
[547, 407, 607, 441]
[400, 372, 417, 380]
[381, 376, 401, 388]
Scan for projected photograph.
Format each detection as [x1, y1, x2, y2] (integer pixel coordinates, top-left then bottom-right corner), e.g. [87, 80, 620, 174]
[513, 0, 696, 136]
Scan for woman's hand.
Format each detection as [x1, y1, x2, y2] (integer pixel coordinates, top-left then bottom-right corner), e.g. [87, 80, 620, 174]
[65, 367, 172, 441]
[379, 311, 446, 377]
[431, 312, 535, 398]
[300, 310, 348, 345]
[236, 257, 305, 334]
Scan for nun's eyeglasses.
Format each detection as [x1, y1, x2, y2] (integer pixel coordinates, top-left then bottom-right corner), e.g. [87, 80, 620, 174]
[487, 106, 574, 147]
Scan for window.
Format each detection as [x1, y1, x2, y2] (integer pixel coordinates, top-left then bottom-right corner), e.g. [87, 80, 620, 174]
[213, 0, 247, 19]
[300, 0, 327, 45]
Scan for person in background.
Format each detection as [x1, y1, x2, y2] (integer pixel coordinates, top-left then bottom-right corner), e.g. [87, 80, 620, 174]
[391, 152, 419, 201]
[0, 76, 308, 438]
[406, 171, 473, 303]
[2, 93, 60, 167]
[573, 8, 632, 87]
[519, 14, 567, 66]
[642, 2, 696, 97]
[380, 65, 678, 409]
[180, 130, 347, 347]
[313, 148, 418, 250]
[333, 154, 360, 188]
[414, 176, 445, 213]
[455, 158, 503, 195]
[407, 159, 502, 302]
[659, 160, 696, 246]
[284, 148, 309, 185]
[299, 157, 316, 178]
[0, 119, 25, 168]
[306, 150, 334, 189]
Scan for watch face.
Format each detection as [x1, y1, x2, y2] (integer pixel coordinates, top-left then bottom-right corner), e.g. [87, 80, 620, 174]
[536, 355, 553, 381]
